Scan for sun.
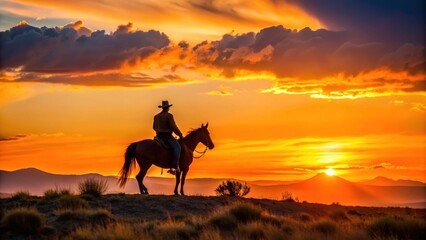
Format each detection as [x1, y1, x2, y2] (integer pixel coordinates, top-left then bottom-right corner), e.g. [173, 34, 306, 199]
[325, 168, 336, 176]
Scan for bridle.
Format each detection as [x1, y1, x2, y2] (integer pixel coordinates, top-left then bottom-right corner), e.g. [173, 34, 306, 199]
[193, 146, 208, 159]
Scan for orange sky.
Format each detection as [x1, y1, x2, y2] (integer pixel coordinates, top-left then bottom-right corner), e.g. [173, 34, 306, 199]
[1, 0, 425, 183]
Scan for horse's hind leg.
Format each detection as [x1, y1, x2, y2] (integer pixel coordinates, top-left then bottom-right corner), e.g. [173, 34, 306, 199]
[136, 166, 150, 194]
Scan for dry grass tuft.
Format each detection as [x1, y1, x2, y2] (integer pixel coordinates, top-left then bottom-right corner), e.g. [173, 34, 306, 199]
[78, 177, 108, 198]
[311, 220, 338, 236]
[228, 202, 262, 223]
[44, 187, 72, 199]
[1, 208, 45, 235]
[208, 212, 238, 231]
[57, 195, 89, 210]
[11, 191, 31, 201]
[68, 222, 141, 240]
[56, 208, 113, 225]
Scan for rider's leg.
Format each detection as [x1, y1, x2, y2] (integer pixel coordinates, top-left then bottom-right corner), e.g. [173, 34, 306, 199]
[169, 138, 181, 171]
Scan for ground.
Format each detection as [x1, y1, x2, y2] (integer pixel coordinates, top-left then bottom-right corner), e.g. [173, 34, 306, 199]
[1, 194, 425, 239]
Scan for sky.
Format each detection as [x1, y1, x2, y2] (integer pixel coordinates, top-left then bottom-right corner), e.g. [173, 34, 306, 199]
[0, 0, 425, 183]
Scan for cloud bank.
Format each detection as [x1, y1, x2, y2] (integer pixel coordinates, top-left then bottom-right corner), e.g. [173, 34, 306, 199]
[0, 9, 424, 98]
[1, 21, 169, 73]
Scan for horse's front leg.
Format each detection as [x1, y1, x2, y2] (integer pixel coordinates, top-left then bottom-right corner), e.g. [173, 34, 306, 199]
[136, 166, 150, 194]
[180, 170, 188, 196]
[174, 170, 182, 195]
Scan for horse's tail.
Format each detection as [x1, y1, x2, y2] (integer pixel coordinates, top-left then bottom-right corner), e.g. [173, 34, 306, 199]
[118, 142, 138, 188]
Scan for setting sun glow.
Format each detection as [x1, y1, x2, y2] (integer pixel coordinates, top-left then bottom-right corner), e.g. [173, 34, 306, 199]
[325, 169, 336, 176]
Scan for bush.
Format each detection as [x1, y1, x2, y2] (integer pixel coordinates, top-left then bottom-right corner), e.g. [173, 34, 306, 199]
[282, 191, 299, 202]
[367, 216, 426, 240]
[57, 195, 89, 210]
[78, 177, 108, 197]
[1, 208, 45, 235]
[215, 180, 250, 197]
[11, 191, 31, 201]
[228, 203, 262, 223]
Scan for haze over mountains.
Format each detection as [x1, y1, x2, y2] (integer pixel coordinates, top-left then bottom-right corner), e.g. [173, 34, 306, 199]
[0, 168, 424, 208]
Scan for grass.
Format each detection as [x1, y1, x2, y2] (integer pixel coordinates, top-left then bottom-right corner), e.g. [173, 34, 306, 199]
[67, 223, 140, 240]
[55, 208, 113, 224]
[57, 195, 89, 210]
[1, 194, 425, 240]
[367, 216, 426, 240]
[208, 212, 238, 231]
[311, 220, 338, 236]
[228, 202, 262, 223]
[1, 208, 45, 235]
[44, 186, 72, 199]
[78, 177, 108, 198]
[11, 190, 32, 201]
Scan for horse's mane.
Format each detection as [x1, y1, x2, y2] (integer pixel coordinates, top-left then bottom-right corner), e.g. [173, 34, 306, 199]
[186, 127, 201, 137]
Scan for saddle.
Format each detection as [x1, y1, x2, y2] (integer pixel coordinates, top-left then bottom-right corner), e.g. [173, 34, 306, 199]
[154, 136, 171, 150]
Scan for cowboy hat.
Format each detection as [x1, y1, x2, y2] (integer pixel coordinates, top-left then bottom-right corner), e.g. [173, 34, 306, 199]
[158, 100, 173, 108]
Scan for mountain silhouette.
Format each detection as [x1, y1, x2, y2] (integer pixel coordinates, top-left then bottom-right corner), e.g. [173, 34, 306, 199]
[360, 176, 426, 187]
[0, 168, 425, 208]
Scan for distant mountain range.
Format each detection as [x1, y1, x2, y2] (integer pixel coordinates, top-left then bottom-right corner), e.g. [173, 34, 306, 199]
[359, 176, 425, 187]
[0, 168, 425, 208]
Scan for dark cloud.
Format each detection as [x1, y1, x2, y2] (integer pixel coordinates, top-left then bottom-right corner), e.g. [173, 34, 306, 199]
[0, 134, 27, 141]
[192, 25, 424, 78]
[287, 0, 425, 47]
[0, 21, 170, 73]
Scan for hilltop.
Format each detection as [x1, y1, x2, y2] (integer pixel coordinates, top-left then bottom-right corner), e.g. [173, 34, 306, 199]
[1, 193, 425, 240]
[1, 168, 425, 208]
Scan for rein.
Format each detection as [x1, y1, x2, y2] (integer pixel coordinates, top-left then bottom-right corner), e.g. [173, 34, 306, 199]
[193, 146, 208, 159]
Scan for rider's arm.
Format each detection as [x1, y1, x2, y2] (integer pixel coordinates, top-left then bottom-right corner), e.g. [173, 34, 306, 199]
[168, 114, 183, 138]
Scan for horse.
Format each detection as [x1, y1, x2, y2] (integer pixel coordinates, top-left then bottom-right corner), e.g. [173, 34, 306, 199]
[118, 123, 214, 195]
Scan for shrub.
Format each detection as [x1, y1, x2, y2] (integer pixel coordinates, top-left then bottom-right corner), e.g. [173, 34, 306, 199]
[78, 177, 108, 197]
[282, 191, 299, 202]
[215, 180, 250, 197]
[57, 195, 89, 210]
[228, 203, 262, 223]
[1, 208, 45, 235]
[11, 191, 31, 201]
[311, 220, 338, 236]
[367, 216, 426, 240]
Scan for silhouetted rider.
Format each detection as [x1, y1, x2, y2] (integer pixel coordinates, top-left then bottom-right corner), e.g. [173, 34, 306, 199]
[153, 100, 183, 174]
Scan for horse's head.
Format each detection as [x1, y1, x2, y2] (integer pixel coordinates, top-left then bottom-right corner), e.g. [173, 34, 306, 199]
[200, 123, 214, 150]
